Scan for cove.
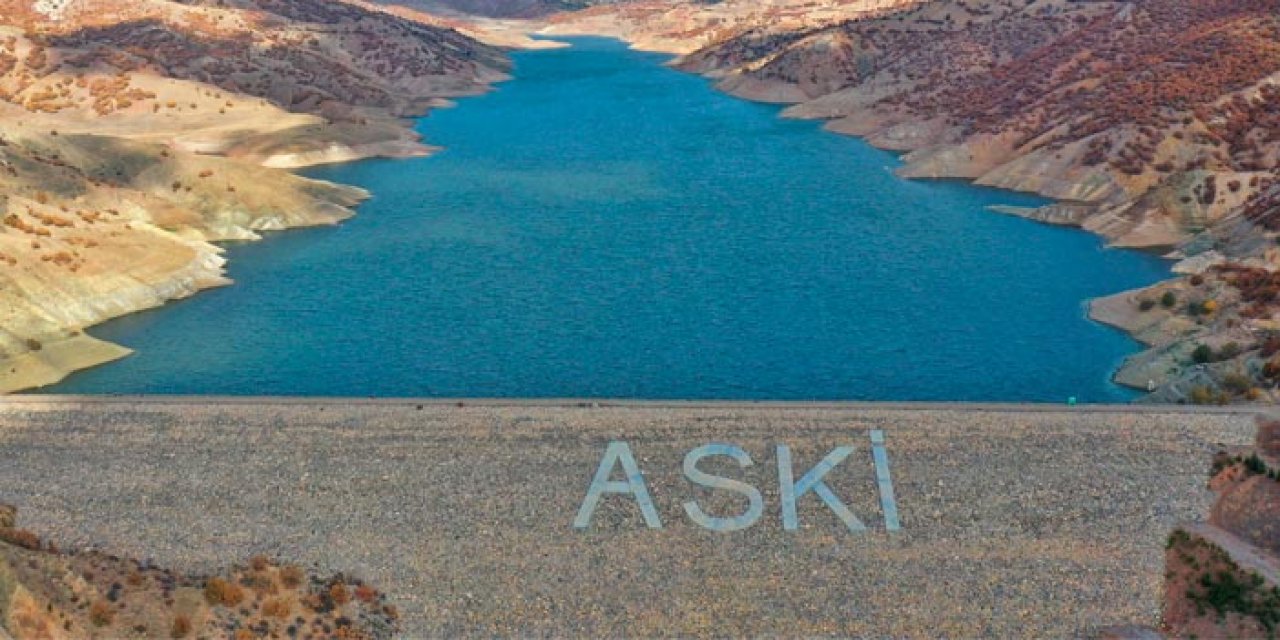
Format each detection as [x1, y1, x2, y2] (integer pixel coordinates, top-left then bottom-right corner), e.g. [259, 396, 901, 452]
[46, 37, 1170, 401]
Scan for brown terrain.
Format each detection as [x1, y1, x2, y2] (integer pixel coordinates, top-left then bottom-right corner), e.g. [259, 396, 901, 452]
[544, 0, 1280, 404]
[1102, 415, 1280, 638]
[0, 0, 512, 393]
[6, 0, 1280, 401]
[0, 503, 400, 639]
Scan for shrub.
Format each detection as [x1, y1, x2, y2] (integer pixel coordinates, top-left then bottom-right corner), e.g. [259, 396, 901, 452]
[1262, 336, 1280, 357]
[279, 565, 305, 589]
[1162, 291, 1178, 308]
[1191, 274, 1205, 286]
[1218, 342, 1242, 360]
[1193, 344, 1214, 364]
[89, 601, 114, 627]
[1223, 372, 1252, 394]
[1139, 299, 1156, 311]
[1245, 453, 1268, 475]
[1190, 385, 1215, 404]
[203, 577, 244, 607]
[329, 582, 350, 606]
[354, 584, 378, 603]
[262, 597, 291, 618]
[170, 614, 191, 638]
[0, 527, 41, 550]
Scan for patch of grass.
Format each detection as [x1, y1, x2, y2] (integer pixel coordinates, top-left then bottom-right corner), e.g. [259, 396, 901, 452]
[329, 582, 350, 606]
[0, 527, 41, 550]
[204, 576, 245, 607]
[170, 614, 191, 639]
[279, 565, 305, 589]
[262, 597, 291, 618]
[89, 601, 114, 627]
[1224, 372, 1253, 394]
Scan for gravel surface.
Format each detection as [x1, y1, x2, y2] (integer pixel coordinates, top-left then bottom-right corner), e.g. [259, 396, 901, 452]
[0, 399, 1257, 637]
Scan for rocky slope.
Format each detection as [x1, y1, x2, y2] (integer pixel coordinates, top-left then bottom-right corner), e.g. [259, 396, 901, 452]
[551, 0, 1280, 403]
[543, 0, 919, 54]
[378, 0, 622, 19]
[0, 0, 509, 392]
[1103, 416, 1280, 637]
[0, 504, 400, 639]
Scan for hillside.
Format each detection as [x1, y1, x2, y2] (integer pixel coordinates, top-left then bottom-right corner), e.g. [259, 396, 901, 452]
[1102, 416, 1280, 637]
[543, 0, 919, 54]
[375, 0, 625, 20]
[1, 504, 400, 639]
[0, 0, 509, 392]
[551, 0, 1280, 404]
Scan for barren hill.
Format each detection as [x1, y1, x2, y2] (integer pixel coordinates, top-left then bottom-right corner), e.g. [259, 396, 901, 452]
[0, 0, 509, 392]
[549, 0, 1280, 404]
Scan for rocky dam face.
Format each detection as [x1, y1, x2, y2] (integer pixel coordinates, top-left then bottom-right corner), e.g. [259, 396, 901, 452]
[0, 399, 1257, 637]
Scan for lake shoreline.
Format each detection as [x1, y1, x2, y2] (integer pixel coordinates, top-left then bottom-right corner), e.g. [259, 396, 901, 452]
[0, 100, 501, 395]
[534, 25, 1179, 399]
[42, 36, 1165, 401]
[634, 46, 1176, 399]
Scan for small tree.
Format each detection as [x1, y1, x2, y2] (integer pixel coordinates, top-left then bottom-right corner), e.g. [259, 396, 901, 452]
[1218, 342, 1242, 360]
[1193, 344, 1214, 364]
[1161, 291, 1178, 308]
[1190, 385, 1215, 404]
[1223, 372, 1252, 394]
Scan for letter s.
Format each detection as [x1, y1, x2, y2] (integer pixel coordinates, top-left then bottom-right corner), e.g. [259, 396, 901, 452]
[682, 444, 764, 532]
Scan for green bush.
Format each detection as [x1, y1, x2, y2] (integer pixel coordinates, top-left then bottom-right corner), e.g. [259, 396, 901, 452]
[1193, 344, 1214, 364]
[1223, 372, 1253, 394]
[1190, 385, 1215, 404]
[1245, 453, 1268, 475]
[1162, 291, 1178, 308]
[1220, 342, 1243, 360]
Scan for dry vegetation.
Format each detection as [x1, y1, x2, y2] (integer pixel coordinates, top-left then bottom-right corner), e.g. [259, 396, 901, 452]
[0, 505, 400, 639]
[644, 0, 1280, 403]
[0, 0, 509, 392]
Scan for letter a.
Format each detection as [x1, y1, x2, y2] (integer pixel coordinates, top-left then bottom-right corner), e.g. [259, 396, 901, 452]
[777, 445, 866, 533]
[574, 441, 663, 529]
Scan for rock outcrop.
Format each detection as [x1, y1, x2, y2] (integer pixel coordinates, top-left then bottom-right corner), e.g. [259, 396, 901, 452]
[0, 505, 400, 639]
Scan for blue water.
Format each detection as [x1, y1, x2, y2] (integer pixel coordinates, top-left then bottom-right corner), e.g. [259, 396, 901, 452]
[47, 37, 1170, 401]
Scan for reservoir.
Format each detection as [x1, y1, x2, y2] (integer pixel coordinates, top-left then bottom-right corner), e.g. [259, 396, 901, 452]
[48, 37, 1170, 401]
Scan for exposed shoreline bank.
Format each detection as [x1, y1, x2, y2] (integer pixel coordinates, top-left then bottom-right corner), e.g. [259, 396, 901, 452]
[537, 23, 1183, 340]
[585, 36, 1176, 398]
[15, 31, 1172, 399]
[0, 122, 479, 394]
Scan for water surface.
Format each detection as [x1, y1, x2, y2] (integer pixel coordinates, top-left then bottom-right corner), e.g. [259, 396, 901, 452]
[50, 38, 1169, 401]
